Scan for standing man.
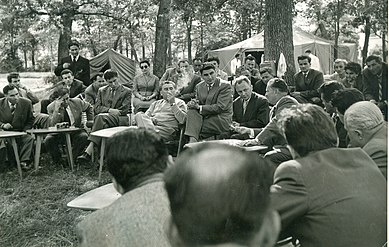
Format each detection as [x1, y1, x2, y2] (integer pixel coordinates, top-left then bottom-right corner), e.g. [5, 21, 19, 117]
[0, 85, 34, 169]
[7, 72, 39, 105]
[185, 63, 233, 142]
[207, 57, 229, 80]
[362, 55, 388, 119]
[77, 70, 131, 162]
[55, 40, 90, 87]
[292, 55, 324, 104]
[230, 53, 241, 76]
[304, 49, 321, 71]
[44, 88, 93, 164]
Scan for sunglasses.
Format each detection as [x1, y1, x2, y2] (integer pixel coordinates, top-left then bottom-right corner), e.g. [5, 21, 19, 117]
[140, 66, 149, 69]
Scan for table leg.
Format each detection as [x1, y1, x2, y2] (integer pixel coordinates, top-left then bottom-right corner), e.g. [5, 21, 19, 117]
[99, 139, 105, 180]
[34, 135, 42, 171]
[10, 138, 22, 179]
[65, 133, 74, 171]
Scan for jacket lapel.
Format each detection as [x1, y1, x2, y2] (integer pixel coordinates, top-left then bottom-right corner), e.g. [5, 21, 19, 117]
[205, 79, 220, 105]
[111, 85, 122, 108]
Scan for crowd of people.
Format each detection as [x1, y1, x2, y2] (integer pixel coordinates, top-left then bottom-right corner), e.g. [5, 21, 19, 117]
[0, 40, 387, 246]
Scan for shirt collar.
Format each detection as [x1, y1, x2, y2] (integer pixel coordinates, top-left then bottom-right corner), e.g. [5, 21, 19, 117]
[71, 55, 80, 62]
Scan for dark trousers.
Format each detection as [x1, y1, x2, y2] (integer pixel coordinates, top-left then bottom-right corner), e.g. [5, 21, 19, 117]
[5, 135, 34, 163]
[88, 113, 129, 145]
[185, 109, 229, 140]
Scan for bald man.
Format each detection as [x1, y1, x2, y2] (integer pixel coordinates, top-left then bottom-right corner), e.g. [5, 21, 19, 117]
[164, 143, 280, 247]
[344, 101, 387, 179]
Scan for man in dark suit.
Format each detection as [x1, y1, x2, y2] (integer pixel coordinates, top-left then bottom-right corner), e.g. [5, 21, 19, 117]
[272, 104, 386, 247]
[43, 88, 93, 164]
[0, 85, 34, 169]
[185, 63, 233, 142]
[253, 67, 275, 96]
[7, 72, 39, 105]
[77, 70, 131, 162]
[173, 60, 202, 103]
[227, 75, 269, 140]
[291, 55, 324, 104]
[85, 72, 106, 106]
[55, 40, 90, 86]
[77, 128, 171, 247]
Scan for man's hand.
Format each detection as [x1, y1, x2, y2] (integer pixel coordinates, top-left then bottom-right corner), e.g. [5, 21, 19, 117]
[290, 92, 301, 97]
[187, 99, 200, 110]
[151, 117, 158, 125]
[108, 108, 121, 115]
[238, 139, 259, 147]
[232, 121, 240, 128]
[2, 123, 13, 130]
[63, 63, 71, 69]
[234, 126, 251, 135]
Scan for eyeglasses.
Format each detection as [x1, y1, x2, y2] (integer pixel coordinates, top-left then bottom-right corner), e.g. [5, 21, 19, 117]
[140, 66, 149, 69]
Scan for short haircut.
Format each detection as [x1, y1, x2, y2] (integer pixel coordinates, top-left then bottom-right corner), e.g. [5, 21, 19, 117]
[334, 59, 347, 66]
[192, 57, 202, 63]
[55, 87, 70, 98]
[331, 88, 364, 115]
[297, 55, 311, 63]
[7, 72, 20, 83]
[235, 76, 251, 86]
[139, 60, 150, 67]
[268, 78, 288, 93]
[259, 67, 274, 76]
[3, 84, 16, 95]
[61, 69, 73, 77]
[244, 54, 256, 63]
[165, 143, 273, 245]
[200, 62, 216, 74]
[305, 49, 312, 54]
[178, 59, 189, 66]
[234, 53, 240, 58]
[103, 69, 118, 80]
[319, 81, 345, 102]
[68, 40, 80, 49]
[92, 72, 104, 82]
[344, 62, 362, 75]
[160, 80, 176, 89]
[344, 101, 384, 131]
[106, 128, 168, 192]
[207, 57, 220, 65]
[366, 55, 382, 64]
[277, 104, 338, 157]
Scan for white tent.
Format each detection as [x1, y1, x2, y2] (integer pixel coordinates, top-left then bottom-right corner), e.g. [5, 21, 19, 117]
[208, 28, 358, 75]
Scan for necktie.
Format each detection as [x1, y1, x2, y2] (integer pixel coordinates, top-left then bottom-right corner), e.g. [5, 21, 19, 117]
[243, 100, 248, 114]
[377, 75, 382, 101]
[10, 104, 16, 115]
[207, 84, 212, 92]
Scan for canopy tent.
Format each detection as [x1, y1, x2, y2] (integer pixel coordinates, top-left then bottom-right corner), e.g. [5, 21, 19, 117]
[90, 49, 137, 84]
[208, 28, 358, 75]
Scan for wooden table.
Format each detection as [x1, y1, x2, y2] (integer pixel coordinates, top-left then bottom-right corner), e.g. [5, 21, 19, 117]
[26, 127, 82, 171]
[67, 183, 121, 211]
[90, 126, 138, 180]
[184, 139, 269, 153]
[0, 131, 27, 179]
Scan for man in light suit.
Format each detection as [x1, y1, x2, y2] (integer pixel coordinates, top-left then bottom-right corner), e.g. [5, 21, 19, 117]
[291, 55, 324, 104]
[0, 85, 34, 169]
[344, 101, 387, 179]
[272, 104, 387, 247]
[185, 63, 233, 142]
[44, 88, 93, 164]
[77, 70, 131, 162]
[55, 40, 91, 86]
[77, 128, 172, 247]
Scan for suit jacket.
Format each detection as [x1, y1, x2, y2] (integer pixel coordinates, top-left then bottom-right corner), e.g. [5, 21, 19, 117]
[85, 83, 106, 106]
[47, 98, 93, 127]
[362, 63, 388, 102]
[196, 78, 233, 132]
[363, 123, 387, 179]
[77, 181, 171, 247]
[233, 92, 269, 128]
[176, 74, 202, 102]
[293, 69, 324, 101]
[17, 87, 39, 105]
[271, 148, 387, 247]
[55, 55, 91, 86]
[255, 95, 299, 147]
[95, 85, 131, 116]
[51, 79, 86, 99]
[0, 97, 34, 131]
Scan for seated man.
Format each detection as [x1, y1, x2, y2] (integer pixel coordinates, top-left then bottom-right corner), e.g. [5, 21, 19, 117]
[77, 128, 171, 247]
[77, 70, 131, 162]
[7, 72, 39, 105]
[173, 59, 202, 103]
[242, 54, 261, 81]
[0, 85, 34, 170]
[85, 72, 106, 106]
[330, 88, 364, 123]
[344, 101, 387, 179]
[253, 67, 274, 96]
[228, 75, 269, 140]
[134, 81, 187, 141]
[44, 88, 93, 164]
[165, 143, 280, 247]
[207, 57, 229, 81]
[343, 62, 364, 91]
[185, 63, 233, 142]
[272, 104, 387, 246]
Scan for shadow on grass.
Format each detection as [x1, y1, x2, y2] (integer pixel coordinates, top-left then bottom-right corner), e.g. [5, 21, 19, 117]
[0, 153, 112, 247]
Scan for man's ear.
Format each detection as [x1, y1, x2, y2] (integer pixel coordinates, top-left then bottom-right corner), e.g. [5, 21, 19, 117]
[354, 129, 364, 140]
[167, 217, 185, 247]
[250, 210, 281, 247]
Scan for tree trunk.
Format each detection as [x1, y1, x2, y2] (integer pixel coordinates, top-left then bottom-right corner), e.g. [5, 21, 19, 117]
[141, 34, 146, 60]
[362, 16, 371, 65]
[257, 0, 264, 32]
[334, 0, 341, 59]
[125, 38, 129, 57]
[186, 15, 193, 62]
[264, 0, 295, 84]
[382, 30, 387, 62]
[153, 0, 171, 78]
[128, 33, 139, 62]
[57, 0, 74, 62]
[113, 35, 121, 50]
[168, 23, 172, 66]
[31, 48, 36, 68]
[241, 11, 248, 40]
[200, 16, 204, 58]
[23, 45, 28, 70]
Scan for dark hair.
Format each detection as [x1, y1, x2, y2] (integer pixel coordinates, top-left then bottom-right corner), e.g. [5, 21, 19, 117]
[3, 84, 16, 95]
[344, 62, 362, 75]
[234, 53, 240, 58]
[277, 104, 338, 157]
[192, 57, 202, 63]
[244, 54, 256, 62]
[200, 62, 216, 74]
[165, 143, 273, 245]
[305, 49, 312, 54]
[318, 81, 345, 102]
[61, 69, 73, 77]
[178, 59, 189, 66]
[207, 57, 220, 65]
[68, 40, 80, 49]
[268, 78, 288, 93]
[331, 88, 364, 115]
[235, 76, 251, 87]
[106, 128, 169, 192]
[103, 69, 118, 80]
[7, 72, 20, 83]
[259, 67, 274, 76]
[366, 55, 382, 64]
[297, 55, 311, 63]
[92, 72, 104, 82]
[55, 87, 70, 98]
[160, 80, 176, 89]
[139, 60, 150, 67]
